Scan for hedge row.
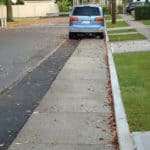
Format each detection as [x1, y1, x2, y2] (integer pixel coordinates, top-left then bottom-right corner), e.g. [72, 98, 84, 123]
[135, 5, 150, 20]
[0, 0, 5, 4]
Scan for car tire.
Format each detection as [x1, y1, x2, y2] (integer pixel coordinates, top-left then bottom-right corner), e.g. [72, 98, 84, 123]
[99, 33, 105, 39]
[69, 32, 74, 39]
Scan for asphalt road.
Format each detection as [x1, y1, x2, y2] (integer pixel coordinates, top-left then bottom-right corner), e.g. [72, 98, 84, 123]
[0, 23, 67, 92]
[0, 22, 79, 149]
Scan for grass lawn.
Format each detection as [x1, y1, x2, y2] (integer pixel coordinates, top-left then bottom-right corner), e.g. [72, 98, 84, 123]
[106, 21, 129, 28]
[114, 51, 150, 131]
[109, 33, 145, 41]
[105, 15, 122, 20]
[141, 20, 150, 25]
[108, 28, 137, 34]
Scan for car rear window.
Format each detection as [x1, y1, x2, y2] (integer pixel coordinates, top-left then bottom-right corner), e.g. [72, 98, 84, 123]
[130, 2, 144, 6]
[73, 6, 100, 16]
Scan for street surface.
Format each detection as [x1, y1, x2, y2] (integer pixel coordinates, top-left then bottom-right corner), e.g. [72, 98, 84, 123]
[0, 19, 79, 149]
[0, 22, 68, 92]
[0, 18, 116, 150]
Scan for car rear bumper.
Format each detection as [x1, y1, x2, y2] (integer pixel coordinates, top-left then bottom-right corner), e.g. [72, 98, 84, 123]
[69, 25, 104, 33]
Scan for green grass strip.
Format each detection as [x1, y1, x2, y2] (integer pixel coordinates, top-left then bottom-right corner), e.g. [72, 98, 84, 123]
[105, 15, 122, 20]
[114, 51, 150, 131]
[106, 21, 129, 28]
[141, 20, 150, 25]
[108, 28, 137, 34]
[109, 33, 145, 41]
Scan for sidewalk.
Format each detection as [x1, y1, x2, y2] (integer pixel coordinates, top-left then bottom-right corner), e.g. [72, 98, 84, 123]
[121, 14, 150, 40]
[8, 39, 116, 150]
[111, 14, 150, 53]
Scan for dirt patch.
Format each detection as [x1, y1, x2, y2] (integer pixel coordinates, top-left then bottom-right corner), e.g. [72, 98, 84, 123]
[7, 16, 69, 28]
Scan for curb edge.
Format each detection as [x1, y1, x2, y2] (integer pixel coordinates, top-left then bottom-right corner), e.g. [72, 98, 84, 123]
[105, 25, 136, 150]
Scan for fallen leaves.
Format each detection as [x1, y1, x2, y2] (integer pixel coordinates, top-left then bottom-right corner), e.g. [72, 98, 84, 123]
[106, 69, 119, 149]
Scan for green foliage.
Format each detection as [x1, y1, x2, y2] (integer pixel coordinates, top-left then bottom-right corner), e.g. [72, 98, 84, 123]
[0, 0, 5, 4]
[16, 0, 24, 5]
[57, 0, 71, 12]
[102, 5, 109, 15]
[135, 5, 150, 20]
[117, 5, 123, 14]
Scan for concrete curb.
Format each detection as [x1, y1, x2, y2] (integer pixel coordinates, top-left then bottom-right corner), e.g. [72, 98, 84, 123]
[105, 27, 136, 150]
[108, 32, 138, 36]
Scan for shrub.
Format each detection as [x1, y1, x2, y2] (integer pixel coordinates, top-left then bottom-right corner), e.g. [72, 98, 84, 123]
[0, 0, 5, 4]
[118, 5, 123, 14]
[16, 0, 24, 5]
[57, 0, 71, 12]
[102, 5, 109, 15]
[135, 5, 150, 20]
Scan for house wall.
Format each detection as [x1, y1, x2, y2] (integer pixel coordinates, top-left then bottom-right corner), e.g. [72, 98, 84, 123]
[0, 1, 59, 18]
[73, 0, 122, 6]
[0, 5, 7, 18]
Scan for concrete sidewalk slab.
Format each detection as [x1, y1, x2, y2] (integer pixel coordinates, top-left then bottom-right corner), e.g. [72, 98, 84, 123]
[107, 26, 133, 31]
[132, 132, 150, 150]
[9, 39, 115, 150]
[111, 40, 150, 53]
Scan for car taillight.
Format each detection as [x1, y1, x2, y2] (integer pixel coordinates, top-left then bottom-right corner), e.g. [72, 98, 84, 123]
[70, 17, 78, 22]
[95, 17, 104, 22]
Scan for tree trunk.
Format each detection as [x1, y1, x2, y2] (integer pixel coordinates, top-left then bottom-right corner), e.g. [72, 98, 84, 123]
[6, 0, 13, 22]
[109, 0, 112, 14]
[111, 0, 116, 24]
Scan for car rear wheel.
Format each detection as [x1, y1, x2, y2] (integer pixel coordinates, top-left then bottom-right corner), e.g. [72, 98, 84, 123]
[69, 32, 75, 39]
[99, 33, 105, 39]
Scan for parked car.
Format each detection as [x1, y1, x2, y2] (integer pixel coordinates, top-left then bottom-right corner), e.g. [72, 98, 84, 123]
[126, 1, 144, 14]
[69, 4, 105, 39]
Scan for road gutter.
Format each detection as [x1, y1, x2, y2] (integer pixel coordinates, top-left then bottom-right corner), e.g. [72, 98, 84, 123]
[105, 26, 136, 150]
[0, 40, 66, 95]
